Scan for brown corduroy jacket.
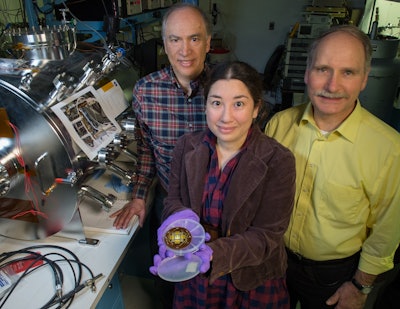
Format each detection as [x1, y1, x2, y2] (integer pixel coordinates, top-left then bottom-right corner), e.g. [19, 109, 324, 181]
[163, 127, 296, 291]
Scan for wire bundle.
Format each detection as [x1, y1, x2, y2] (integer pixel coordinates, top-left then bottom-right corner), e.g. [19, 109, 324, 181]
[0, 244, 102, 309]
[8, 121, 48, 220]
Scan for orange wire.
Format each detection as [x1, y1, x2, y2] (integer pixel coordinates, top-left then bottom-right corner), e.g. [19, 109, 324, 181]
[8, 121, 47, 220]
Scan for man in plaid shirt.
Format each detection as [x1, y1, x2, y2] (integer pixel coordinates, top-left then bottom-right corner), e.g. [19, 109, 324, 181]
[111, 3, 211, 232]
[111, 4, 211, 308]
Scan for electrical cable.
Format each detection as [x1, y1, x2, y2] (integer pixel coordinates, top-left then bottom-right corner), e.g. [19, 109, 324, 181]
[0, 250, 86, 308]
[0, 244, 102, 309]
[7, 121, 47, 220]
[1, 252, 64, 308]
[101, 0, 110, 16]
[61, 1, 109, 51]
[19, 0, 26, 25]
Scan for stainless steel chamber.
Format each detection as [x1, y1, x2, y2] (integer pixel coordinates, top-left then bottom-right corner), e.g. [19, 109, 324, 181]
[359, 37, 400, 124]
[0, 27, 139, 242]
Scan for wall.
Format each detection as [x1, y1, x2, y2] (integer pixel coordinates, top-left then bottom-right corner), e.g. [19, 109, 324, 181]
[201, 0, 309, 73]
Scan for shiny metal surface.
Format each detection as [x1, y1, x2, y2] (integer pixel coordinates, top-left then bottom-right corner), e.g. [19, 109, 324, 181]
[79, 185, 116, 212]
[2, 25, 76, 60]
[360, 39, 400, 124]
[0, 46, 138, 241]
[0, 76, 80, 240]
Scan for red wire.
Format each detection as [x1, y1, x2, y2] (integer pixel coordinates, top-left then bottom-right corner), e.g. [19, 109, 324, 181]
[8, 121, 47, 219]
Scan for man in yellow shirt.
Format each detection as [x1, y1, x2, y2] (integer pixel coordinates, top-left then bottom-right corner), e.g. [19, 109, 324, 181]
[265, 25, 400, 309]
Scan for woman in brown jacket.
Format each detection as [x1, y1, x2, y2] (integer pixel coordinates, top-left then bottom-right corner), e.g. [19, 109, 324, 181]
[152, 61, 296, 308]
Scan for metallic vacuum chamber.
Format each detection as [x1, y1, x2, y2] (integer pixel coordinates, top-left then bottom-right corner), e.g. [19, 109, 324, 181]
[0, 28, 139, 242]
[359, 37, 400, 124]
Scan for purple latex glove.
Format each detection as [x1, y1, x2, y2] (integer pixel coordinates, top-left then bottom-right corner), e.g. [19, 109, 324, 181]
[149, 254, 162, 276]
[184, 243, 213, 274]
[149, 250, 176, 276]
[157, 209, 200, 258]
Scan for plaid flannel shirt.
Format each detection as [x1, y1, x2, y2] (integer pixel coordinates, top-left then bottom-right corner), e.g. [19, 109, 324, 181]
[132, 65, 208, 200]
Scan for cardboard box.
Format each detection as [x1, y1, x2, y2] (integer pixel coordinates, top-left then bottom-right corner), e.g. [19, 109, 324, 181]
[125, 0, 142, 15]
[142, 0, 161, 10]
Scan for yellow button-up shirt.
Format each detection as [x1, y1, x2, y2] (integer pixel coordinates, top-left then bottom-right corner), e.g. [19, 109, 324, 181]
[265, 101, 400, 275]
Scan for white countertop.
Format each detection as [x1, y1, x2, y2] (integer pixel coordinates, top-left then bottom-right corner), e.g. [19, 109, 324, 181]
[0, 167, 156, 309]
[0, 222, 139, 309]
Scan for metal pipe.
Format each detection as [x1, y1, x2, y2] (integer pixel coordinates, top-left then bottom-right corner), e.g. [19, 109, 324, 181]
[79, 185, 116, 211]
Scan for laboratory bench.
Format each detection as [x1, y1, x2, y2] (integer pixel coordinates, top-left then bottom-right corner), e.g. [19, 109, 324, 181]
[0, 217, 139, 309]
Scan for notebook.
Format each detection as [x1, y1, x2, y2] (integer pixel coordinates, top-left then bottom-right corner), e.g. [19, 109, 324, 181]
[79, 198, 139, 235]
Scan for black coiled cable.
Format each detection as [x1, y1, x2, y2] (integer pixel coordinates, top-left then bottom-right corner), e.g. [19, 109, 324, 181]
[0, 244, 102, 309]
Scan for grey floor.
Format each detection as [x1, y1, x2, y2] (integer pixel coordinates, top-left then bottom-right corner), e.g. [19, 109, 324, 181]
[121, 274, 162, 309]
[118, 209, 164, 309]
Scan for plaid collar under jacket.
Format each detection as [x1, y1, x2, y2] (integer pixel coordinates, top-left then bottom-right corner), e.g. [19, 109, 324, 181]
[201, 128, 253, 227]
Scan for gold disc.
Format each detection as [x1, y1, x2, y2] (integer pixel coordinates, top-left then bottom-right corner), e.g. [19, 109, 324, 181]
[164, 226, 192, 250]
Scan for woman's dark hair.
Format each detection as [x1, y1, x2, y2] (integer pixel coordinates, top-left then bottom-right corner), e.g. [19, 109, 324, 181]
[204, 61, 264, 110]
